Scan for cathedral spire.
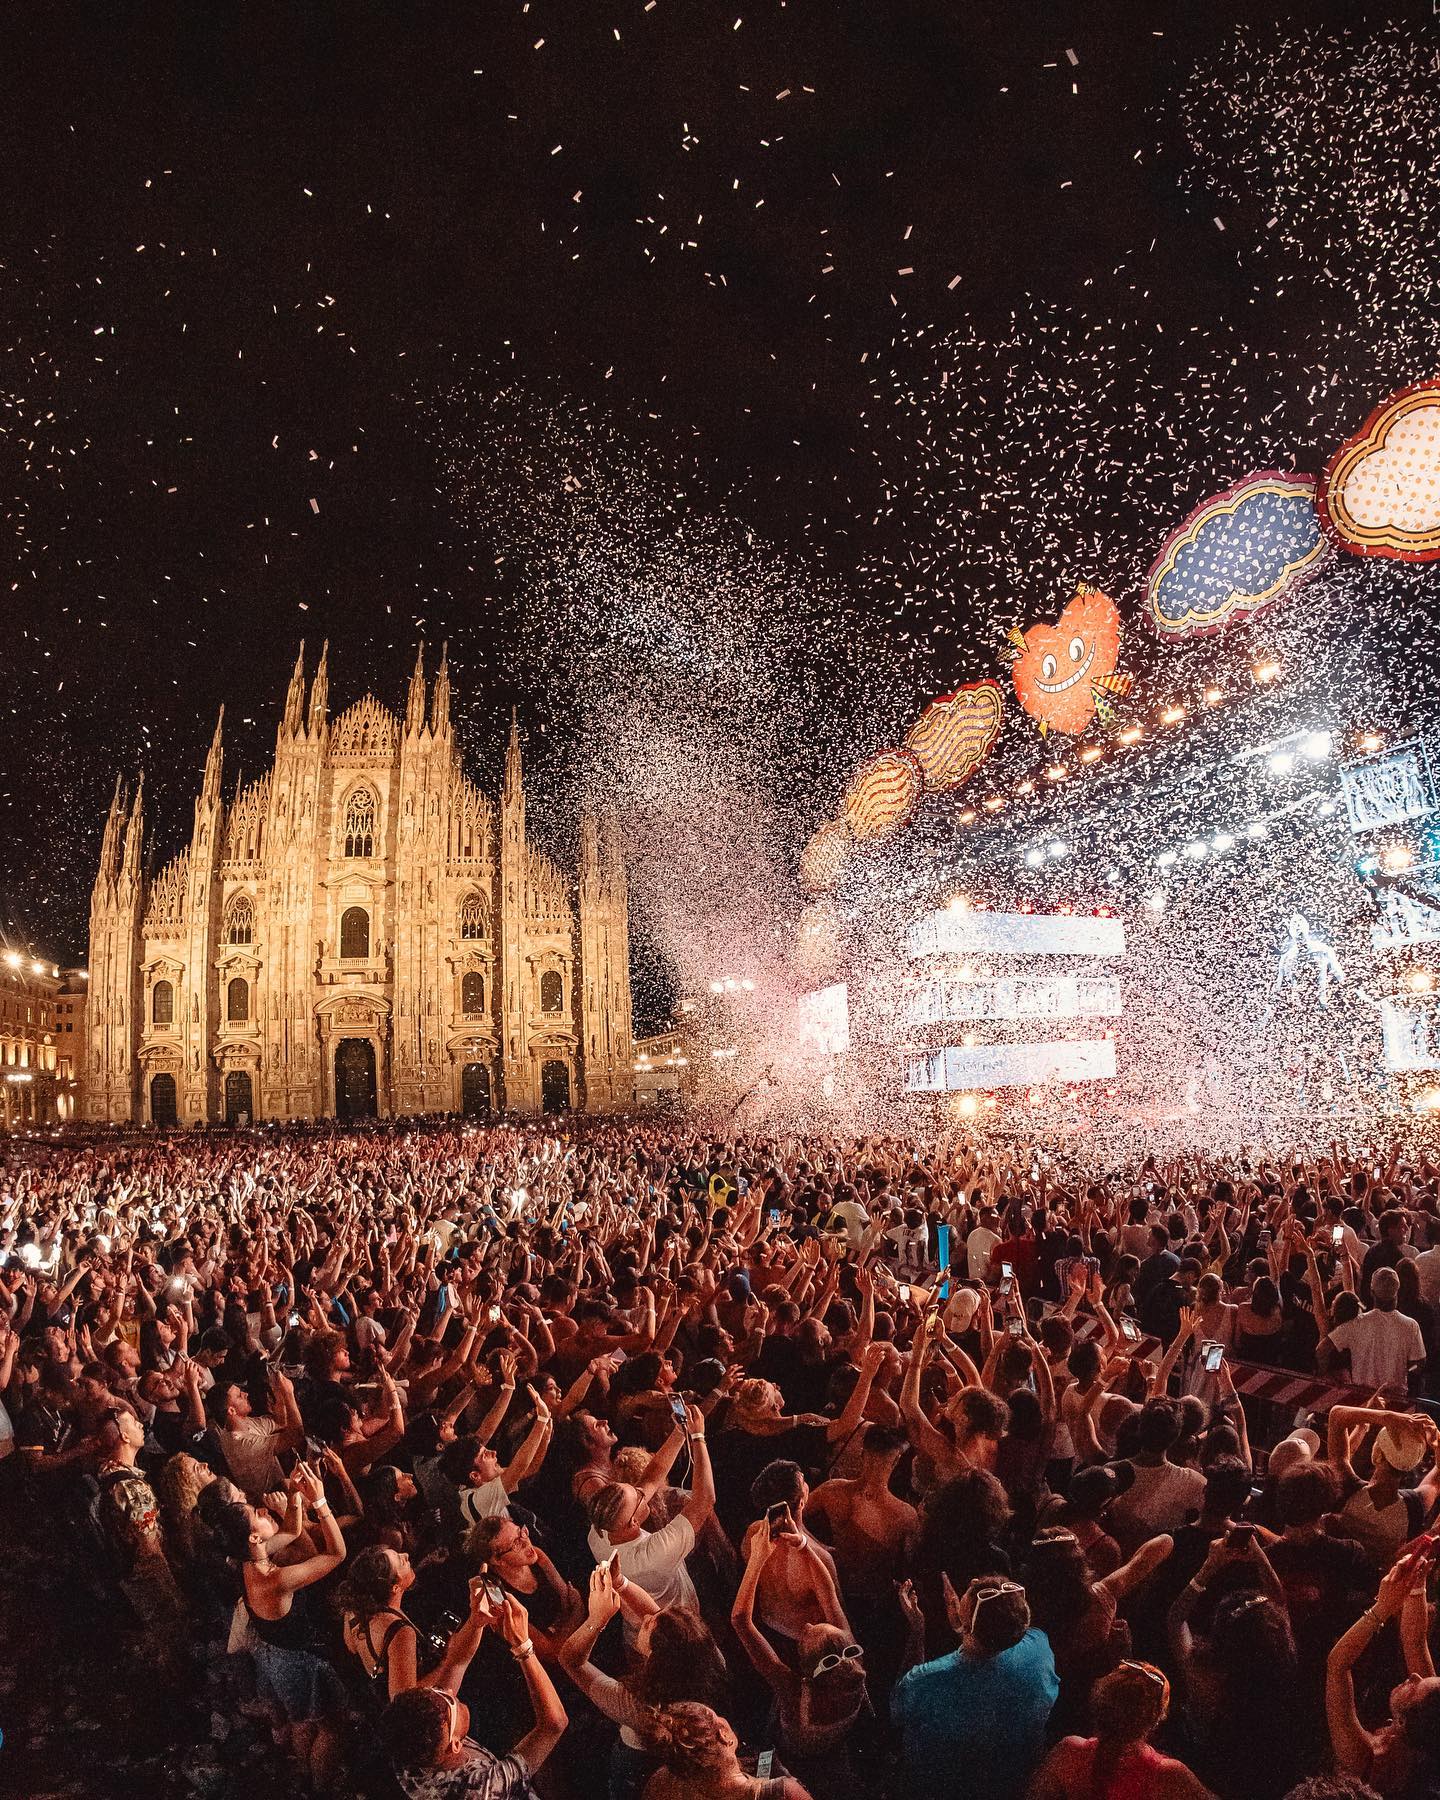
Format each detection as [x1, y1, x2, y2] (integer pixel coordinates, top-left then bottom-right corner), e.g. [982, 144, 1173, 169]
[100, 773, 127, 880]
[121, 773, 145, 881]
[503, 708, 524, 805]
[406, 641, 427, 733]
[308, 640, 329, 733]
[431, 641, 451, 736]
[283, 642, 306, 734]
[201, 707, 224, 804]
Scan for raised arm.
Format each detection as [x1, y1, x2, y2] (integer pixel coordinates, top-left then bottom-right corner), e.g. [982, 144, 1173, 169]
[680, 1402, 716, 1532]
[497, 1595, 569, 1773]
[473, 1351, 519, 1446]
[558, 1565, 639, 1727]
[827, 1341, 885, 1445]
[501, 1388, 554, 1493]
[273, 1463, 348, 1593]
[900, 1320, 956, 1469]
[1098, 1533, 1173, 1606]
[731, 1521, 791, 1693]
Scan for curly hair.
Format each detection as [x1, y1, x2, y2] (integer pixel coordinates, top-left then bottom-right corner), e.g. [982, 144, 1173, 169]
[153, 1452, 215, 1561]
[645, 1702, 736, 1776]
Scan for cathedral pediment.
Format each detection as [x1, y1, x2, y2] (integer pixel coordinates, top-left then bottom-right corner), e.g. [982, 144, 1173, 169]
[328, 695, 399, 763]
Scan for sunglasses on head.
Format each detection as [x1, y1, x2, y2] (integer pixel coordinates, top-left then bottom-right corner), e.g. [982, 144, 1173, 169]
[811, 1644, 864, 1675]
[1119, 1659, 1169, 1694]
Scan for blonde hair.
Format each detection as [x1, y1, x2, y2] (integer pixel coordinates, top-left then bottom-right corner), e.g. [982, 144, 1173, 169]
[611, 1446, 651, 1484]
[731, 1378, 781, 1420]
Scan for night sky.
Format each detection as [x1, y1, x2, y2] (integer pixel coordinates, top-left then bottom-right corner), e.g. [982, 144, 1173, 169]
[0, 0, 1433, 974]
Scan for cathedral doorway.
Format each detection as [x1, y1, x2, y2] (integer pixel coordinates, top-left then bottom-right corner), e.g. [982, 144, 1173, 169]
[461, 1062, 491, 1118]
[540, 1059, 571, 1114]
[335, 1038, 378, 1121]
[224, 1070, 253, 1126]
[150, 1072, 178, 1127]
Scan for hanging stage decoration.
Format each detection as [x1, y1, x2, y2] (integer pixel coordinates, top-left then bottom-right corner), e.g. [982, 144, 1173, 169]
[905, 679, 1005, 791]
[1321, 380, 1440, 562]
[1146, 471, 1331, 637]
[799, 818, 853, 895]
[1008, 584, 1131, 736]
[842, 748, 925, 842]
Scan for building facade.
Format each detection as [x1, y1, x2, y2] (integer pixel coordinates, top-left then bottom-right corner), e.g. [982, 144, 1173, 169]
[0, 950, 66, 1126]
[53, 968, 87, 1120]
[84, 645, 634, 1126]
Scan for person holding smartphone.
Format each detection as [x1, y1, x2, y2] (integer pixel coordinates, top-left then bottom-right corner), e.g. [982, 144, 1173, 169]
[731, 1511, 869, 1799]
[585, 1402, 715, 1631]
[380, 1593, 569, 1800]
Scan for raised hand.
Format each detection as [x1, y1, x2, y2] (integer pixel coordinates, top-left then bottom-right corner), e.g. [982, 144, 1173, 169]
[497, 1592, 532, 1649]
[586, 1561, 622, 1622]
[896, 1577, 924, 1625]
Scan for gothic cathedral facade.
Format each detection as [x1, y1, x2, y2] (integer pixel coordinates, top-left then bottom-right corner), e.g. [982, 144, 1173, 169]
[83, 645, 634, 1125]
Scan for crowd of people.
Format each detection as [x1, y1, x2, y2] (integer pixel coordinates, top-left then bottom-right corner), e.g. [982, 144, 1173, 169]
[6, 1117, 1440, 1800]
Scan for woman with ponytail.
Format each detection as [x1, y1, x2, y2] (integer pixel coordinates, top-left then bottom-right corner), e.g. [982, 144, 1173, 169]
[1027, 1662, 1213, 1800]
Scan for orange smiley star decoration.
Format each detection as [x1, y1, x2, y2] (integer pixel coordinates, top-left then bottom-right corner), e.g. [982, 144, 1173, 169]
[1009, 584, 1131, 737]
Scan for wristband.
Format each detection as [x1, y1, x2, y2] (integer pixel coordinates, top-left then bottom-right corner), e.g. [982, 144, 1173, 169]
[510, 1638, 535, 1660]
[312, 1498, 331, 1514]
[1188, 1579, 1207, 1593]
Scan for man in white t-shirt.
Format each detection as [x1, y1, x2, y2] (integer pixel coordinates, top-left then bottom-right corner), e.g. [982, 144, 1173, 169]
[966, 1209, 1001, 1282]
[1105, 1397, 1207, 1554]
[827, 1192, 871, 1248]
[1325, 1268, 1425, 1393]
[587, 1402, 714, 1632]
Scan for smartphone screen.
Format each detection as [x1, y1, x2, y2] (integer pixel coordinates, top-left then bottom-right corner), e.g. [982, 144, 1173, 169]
[1332, 1225, 1344, 1247]
[1007, 1318, 1024, 1338]
[999, 1276, 1013, 1297]
[898, 1283, 911, 1304]
[1001, 1261, 1014, 1279]
[1203, 1342, 1224, 1373]
[669, 1395, 688, 1426]
[487, 1305, 502, 1323]
[1121, 1317, 1140, 1342]
[766, 1502, 791, 1532]
[756, 1752, 775, 1780]
[769, 1209, 782, 1226]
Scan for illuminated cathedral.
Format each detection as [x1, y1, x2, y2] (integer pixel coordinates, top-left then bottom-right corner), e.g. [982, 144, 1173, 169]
[84, 645, 634, 1125]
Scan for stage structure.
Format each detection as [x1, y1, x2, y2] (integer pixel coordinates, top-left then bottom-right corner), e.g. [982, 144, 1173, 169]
[85, 646, 634, 1126]
[803, 579, 1440, 1125]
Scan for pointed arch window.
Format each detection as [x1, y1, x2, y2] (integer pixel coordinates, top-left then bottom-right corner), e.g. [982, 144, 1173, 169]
[152, 979, 174, 1027]
[227, 977, 250, 1023]
[460, 893, 489, 940]
[340, 906, 370, 960]
[462, 971, 485, 1016]
[226, 896, 254, 945]
[344, 787, 376, 860]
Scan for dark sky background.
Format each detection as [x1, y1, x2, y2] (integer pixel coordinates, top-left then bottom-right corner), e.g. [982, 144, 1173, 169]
[0, 0, 1427, 975]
